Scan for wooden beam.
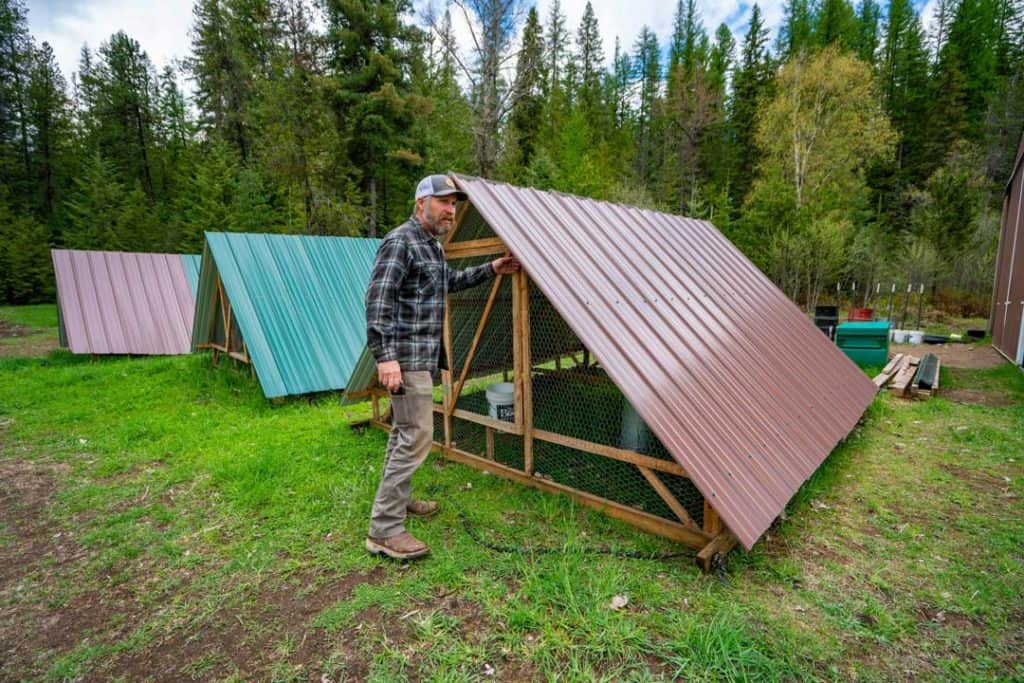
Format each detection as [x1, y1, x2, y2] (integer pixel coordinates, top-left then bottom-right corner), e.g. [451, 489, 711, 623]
[450, 274, 504, 410]
[703, 499, 722, 536]
[532, 428, 687, 477]
[433, 404, 525, 435]
[444, 237, 506, 260]
[442, 294, 454, 448]
[637, 465, 696, 528]
[512, 270, 524, 432]
[696, 532, 739, 573]
[439, 444, 711, 549]
[485, 427, 495, 460]
[518, 271, 534, 475]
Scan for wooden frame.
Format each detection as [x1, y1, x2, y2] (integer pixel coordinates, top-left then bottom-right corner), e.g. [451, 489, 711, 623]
[197, 276, 252, 369]
[356, 208, 737, 571]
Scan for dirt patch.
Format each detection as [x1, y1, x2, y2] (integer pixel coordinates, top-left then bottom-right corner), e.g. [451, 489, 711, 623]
[0, 330, 59, 357]
[0, 318, 30, 338]
[103, 566, 388, 682]
[889, 342, 1006, 370]
[941, 388, 1016, 407]
[939, 463, 1013, 497]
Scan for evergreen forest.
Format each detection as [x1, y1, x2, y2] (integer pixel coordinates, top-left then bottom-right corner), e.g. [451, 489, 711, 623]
[1, 0, 1022, 313]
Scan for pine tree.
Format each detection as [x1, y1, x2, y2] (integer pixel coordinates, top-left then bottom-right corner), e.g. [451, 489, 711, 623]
[731, 4, 773, 204]
[63, 153, 128, 250]
[416, 10, 474, 174]
[815, 0, 859, 50]
[776, 0, 814, 59]
[25, 41, 70, 221]
[632, 26, 661, 185]
[506, 6, 545, 173]
[0, 0, 33, 204]
[853, 0, 882, 64]
[324, 0, 426, 234]
[574, 1, 605, 127]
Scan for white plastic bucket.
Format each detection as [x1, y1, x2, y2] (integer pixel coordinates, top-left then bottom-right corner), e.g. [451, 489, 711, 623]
[907, 330, 924, 345]
[486, 382, 515, 422]
[892, 329, 907, 343]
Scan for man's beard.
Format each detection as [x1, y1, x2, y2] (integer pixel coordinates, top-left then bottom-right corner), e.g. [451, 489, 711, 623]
[422, 208, 453, 236]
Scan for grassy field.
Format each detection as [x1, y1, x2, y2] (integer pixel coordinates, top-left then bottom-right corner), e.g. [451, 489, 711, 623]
[1, 305, 1021, 682]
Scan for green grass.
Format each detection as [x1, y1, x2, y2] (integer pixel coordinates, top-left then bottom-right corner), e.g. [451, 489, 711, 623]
[0, 303, 58, 329]
[1, 305, 1022, 681]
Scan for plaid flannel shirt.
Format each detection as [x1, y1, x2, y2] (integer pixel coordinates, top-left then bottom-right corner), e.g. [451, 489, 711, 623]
[365, 216, 495, 373]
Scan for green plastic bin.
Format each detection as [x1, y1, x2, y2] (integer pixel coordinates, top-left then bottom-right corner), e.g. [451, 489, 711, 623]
[835, 321, 889, 367]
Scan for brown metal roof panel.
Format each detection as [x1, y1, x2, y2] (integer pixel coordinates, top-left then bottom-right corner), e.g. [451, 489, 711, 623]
[454, 175, 876, 550]
[51, 249, 199, 355]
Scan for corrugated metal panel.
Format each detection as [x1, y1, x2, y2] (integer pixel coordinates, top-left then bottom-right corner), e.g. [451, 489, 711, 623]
[191, 232, 380, 399]
[182, 255, 201, 295]
[448, 175, 877, 550]
[51, 249, 199, 355]
[992, 127, 1024, 363]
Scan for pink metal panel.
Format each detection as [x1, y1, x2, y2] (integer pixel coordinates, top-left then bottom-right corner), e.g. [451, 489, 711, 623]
[993, 129, 1024, 362]
[454, 175, 877, 550]
[51, 249, 197, 355]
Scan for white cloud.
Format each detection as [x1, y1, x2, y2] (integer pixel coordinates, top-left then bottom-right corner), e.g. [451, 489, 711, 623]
[26, 0, 793, 90]
[26, 0, 194, 83]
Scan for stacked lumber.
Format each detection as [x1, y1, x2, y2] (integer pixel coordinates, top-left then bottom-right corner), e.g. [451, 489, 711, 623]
[872, 352, 941, 399]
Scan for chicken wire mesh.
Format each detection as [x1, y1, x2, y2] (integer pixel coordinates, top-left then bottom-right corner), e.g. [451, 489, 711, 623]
[440, 212, 706, 529]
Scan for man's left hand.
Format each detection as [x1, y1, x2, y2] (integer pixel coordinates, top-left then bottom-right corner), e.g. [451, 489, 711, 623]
[492, 255, 521, 275]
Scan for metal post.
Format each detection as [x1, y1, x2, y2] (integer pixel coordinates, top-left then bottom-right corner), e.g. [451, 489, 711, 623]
[886, 283, 895, 325]
[915, 283, 925, 330]
[900, 283, 911, 329]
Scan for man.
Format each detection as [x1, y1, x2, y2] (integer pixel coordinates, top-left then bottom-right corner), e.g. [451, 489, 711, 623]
[364, 174, 520, 560]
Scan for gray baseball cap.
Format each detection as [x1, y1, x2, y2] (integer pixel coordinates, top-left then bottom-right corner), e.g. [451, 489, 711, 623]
[415, 174, 467, 201]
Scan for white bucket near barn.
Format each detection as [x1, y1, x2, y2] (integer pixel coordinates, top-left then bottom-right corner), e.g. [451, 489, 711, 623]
[892, 329, 907, 343]
[486, 382, 515, 422]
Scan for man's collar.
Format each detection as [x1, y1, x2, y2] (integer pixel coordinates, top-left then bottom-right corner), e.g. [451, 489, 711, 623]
[407, 214, 439, 243]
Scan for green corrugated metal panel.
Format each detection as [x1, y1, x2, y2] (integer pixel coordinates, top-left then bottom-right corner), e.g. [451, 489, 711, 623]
[181, 255, 201, 295]
[191, 232, 380, 398]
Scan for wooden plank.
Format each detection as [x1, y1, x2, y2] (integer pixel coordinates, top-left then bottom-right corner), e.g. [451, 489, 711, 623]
[703, 499, 722, 536]
[873, 353, 905, 388]
[512, 269, 524, 432]
[485, 427, 494, 460]
[532, 428, 687, 477]
[434, 404, 525, 435]
[442, 295, 454, 448]
[439, 444, 711, 549]
[637, 465, 696, 528]
[443, 237, 506, 260]
[519, 272, 534, 475]
[451, 275, 504, 409]
[227, 350, 250, 363]
[696, 532, 739, 572]
[889, 355, 921, 397]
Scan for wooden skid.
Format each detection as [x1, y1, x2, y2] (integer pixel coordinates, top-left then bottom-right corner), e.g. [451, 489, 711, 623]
[889, 355, 920, 397]
[873, 353, 904, 389]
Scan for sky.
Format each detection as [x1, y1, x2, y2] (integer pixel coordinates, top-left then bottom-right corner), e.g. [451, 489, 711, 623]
[25, 0, 938, 91]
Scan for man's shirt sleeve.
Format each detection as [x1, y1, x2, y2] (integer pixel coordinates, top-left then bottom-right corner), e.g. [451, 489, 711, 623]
[365, 237, 408, 363]
[445, 260, 495, 294]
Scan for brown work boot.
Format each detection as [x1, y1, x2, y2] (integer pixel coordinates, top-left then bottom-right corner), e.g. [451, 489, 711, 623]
[365, 531, 430, 560]
[407, 499, 439, 517]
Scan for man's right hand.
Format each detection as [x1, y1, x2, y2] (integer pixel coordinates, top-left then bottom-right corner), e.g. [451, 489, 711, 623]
[377, 360, 402, 393]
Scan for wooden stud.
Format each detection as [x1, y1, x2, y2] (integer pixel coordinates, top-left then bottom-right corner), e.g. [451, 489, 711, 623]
[636, 465, 696, 528]
[511, 269, 524, 432]
[450, 274, 504, 410]
[442, 293, 454, 449]
[518, 271, 534, 475]
[485, 427, 495, 460]
[703, 499, 722, 536]
[371, 393, 380, 421]
[439, 444, 711, 548]
[443, 199, 472, 246]
[532, 428, 687, 477]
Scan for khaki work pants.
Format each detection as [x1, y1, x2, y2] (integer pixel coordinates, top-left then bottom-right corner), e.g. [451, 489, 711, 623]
[368, 370, 435, 538]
